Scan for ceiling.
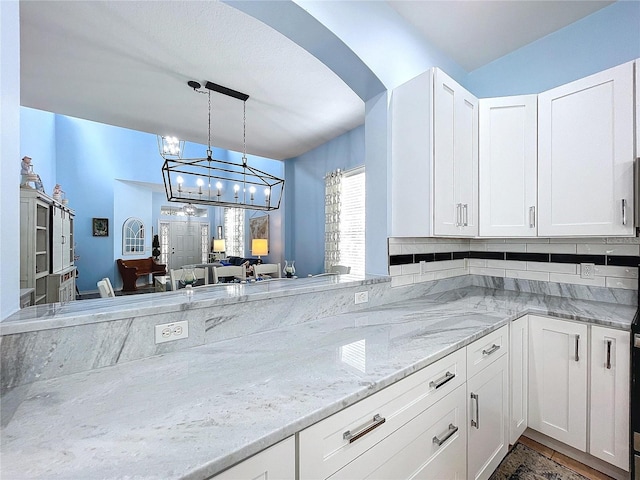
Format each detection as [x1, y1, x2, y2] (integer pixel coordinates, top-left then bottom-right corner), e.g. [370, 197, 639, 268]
[20, 1, 613, 161]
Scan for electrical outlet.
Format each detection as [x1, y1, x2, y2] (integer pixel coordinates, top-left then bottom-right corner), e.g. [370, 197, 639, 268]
[354, 291, 369, 305]
[580, 263, 595, 279]
[155, 320, 189, 344]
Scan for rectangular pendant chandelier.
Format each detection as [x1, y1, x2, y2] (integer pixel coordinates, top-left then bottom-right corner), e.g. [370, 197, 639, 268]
[159, 81, 284, 211]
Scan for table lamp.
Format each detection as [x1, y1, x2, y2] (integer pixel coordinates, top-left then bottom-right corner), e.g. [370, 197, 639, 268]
[213, 239, 226, 261]
[252, 238, 268, 260]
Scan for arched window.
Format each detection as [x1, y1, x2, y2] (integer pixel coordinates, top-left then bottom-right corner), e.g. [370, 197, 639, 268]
[123, 217, 145, 255]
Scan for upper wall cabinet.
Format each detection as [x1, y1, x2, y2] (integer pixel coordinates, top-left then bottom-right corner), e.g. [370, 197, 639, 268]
[537, 61, 635, 236]
[433, 69, 479, 237]
[479, 95, 538, 237]
[391, 68, 478, 237]
[636, 59, 640, 155]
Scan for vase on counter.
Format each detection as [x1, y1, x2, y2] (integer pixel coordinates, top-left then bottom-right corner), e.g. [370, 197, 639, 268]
[283, 260, 296, 278]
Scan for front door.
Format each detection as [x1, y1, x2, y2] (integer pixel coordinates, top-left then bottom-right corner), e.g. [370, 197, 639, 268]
[167, 220, 205, 270]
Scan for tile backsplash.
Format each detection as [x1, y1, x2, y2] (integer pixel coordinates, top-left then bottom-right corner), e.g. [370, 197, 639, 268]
[388, 237, 640, 290]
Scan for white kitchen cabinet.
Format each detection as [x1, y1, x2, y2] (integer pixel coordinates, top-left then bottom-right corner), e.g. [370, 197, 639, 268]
[538, 61, 634, 236]
[467, 325, 509, 480]
[528, 315, 588, 451]
[589, 326, 630, 471]
[51, 202, 74, 273]
[390, 67, 478, 237]
[509, 315, 528, 444]
[212, 436, 295, 480]
[636, 59, 640, 154]
[467, 353, 509, 480]
[479, 95, 537, 237]
[20, 188, 51, 305]
[299, 348, 466, 479]
[433, 68, 478, 237]
[329, 385, 467, 480]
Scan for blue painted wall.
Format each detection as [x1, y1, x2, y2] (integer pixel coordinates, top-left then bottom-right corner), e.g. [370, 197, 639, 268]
[284, 125, 365, 277]
[19, 109, 284, 293]
[466, 2, 640, 97]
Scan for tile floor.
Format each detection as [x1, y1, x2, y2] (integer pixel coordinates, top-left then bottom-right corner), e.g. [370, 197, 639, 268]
[518, 436, 614, 480]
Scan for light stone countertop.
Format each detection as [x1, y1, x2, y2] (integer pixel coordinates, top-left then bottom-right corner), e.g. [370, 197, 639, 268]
[0, 274, 388, 335]
[0, 286, 635, 479]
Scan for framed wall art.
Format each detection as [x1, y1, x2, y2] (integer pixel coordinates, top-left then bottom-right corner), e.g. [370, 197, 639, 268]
[92, 217, 109, 237]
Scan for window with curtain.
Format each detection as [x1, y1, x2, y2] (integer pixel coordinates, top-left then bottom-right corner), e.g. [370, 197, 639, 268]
[224, 207, 245, 257]
[325, 166, 365, 276]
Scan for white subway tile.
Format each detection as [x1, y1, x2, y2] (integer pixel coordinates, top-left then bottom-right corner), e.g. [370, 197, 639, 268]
[527, 262, 577, 274]
[576, 243, 640, 256]
[487, 259, 527, 270]
[506, 270, 550, 281]
[469, 266, 505, 277]
[549, 273, 606, 287]
[549, 237, 606, 244]
[527, 243, 576, 254]
[605, 277, 638, 290]
[432, 268, 468, 280]
[389, 244, 402, 256]
[468, 259, 487, 268]
[421, 259, 465, 272]
[593, 265, 638, 278]
[507, 238, 549, 244]
[606, 237, 640, 244]
[401, 263, 420, 275]
[431, 243, 471, 253]
[471, 239, 506, 245]
[486, 243, 526, 253]
[391, 275, 415, 287]
[389, 265, 402, 276]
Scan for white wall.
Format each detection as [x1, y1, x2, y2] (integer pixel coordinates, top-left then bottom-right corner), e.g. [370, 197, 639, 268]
[0, 1, 21, 319]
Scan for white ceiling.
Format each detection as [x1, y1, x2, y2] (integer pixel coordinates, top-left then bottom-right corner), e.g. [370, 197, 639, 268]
[19, 0, 613, 161]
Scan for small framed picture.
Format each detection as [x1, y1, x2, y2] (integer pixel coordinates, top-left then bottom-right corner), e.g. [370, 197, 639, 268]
[93, 218, 109, 237]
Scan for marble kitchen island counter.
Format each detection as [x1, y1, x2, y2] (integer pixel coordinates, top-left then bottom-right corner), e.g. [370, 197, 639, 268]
[0, 286, 635, 479]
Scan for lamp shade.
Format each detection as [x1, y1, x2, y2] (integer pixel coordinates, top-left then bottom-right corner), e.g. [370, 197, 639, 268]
[213, 239, 226, 253]
[252, 238, 268, 257]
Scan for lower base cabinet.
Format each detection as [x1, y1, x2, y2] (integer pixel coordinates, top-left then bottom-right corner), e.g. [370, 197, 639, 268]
[211, 436, 295, 480]
[467, 352, 509, 480]
[329, 385, 467, 479]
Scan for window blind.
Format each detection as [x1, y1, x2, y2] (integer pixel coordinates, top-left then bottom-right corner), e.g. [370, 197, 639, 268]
[339, 167, 365, 276]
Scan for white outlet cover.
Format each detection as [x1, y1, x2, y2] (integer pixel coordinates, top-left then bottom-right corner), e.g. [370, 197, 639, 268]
[155, 320, 189, 344]
[354, 291, 369, 304]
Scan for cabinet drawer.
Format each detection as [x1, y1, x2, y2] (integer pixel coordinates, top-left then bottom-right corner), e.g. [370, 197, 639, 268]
[467, 324, 508, 378]
[299, 348, 466, 479]
[329, 384, 467, 480]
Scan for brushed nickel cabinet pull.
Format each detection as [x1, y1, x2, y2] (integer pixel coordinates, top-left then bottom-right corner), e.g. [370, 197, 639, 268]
[429, 371, 455, 389]
[471, 393, 479, 429]
[529, 206, 536, 228]
[622, 199, 627, 225]
[433, 424, 459, 446]
[343, 414, 386, 444]
[482, 344, 500, 356]
[463, 204, 469, 226]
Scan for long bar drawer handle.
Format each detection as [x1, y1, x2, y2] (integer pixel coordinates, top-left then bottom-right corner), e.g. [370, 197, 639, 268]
[606, 340, 612, 369]
[433, 423, 459, 446]
[429, 371, 455, 389]
[575, 334, 580, 362]
[471, 393, 479, 429]
[343, 414, 386, 443]
[482, 344, 500, 356]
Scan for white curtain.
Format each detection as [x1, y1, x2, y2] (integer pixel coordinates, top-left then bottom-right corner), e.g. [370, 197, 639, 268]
[324, 169, 343, 272]
[224, 207, 245, 257]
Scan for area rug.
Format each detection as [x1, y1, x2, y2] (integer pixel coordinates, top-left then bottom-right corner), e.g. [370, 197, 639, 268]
[489, 443, 590, 480]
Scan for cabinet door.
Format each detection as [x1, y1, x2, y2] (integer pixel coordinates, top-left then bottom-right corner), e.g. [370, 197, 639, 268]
[636, 59, 640, 154]
[391, 71, 433, 237]
[528, 316, 588, 451]
[212, 437, 295, 480]
[538, 61, 634, 236]
[467, 353, 509, 480]
[510, 316, 528, 444]
[590, 326, 630, 471]
[479, 95, 537, 237]
[51, 205, 63, 273]
[329, 385, 467, 480]
[433, 68, 478, 237]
